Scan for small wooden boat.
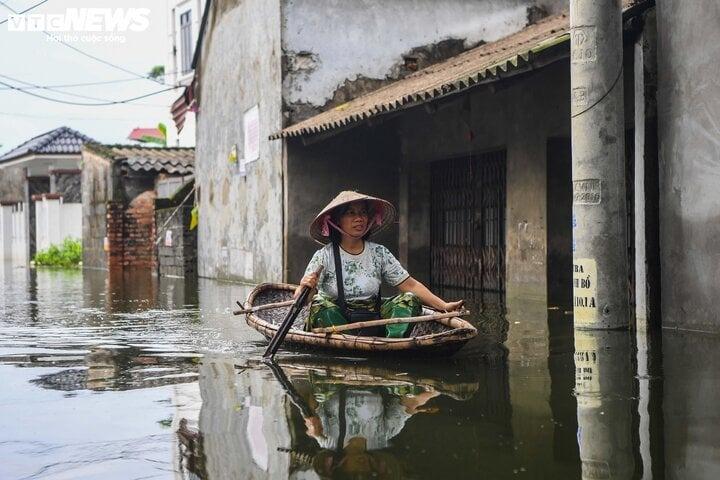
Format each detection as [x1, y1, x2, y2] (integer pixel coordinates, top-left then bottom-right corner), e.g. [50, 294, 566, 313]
[242, 283, 478, 356]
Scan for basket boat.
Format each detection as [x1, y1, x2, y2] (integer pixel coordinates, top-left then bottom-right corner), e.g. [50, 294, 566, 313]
[243, 283, 478, 356]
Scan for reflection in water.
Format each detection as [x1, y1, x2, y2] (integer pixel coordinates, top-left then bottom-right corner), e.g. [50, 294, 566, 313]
[2, 264, 720, 479]
[574, 330, 636, 479]
[188, 354, 512, 479]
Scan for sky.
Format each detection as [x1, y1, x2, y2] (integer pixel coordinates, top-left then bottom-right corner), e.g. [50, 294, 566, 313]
[0, 0, 180, 155]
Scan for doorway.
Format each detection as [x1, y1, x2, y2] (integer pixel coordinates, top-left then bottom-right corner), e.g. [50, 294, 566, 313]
[429, 150, 506, 304]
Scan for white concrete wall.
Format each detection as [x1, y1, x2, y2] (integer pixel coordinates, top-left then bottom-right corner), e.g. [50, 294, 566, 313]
[195, 0, 284, 282]
[0, 205, 12, 260]
[11, 203, 27, 264]
[34, 198, 82, 253]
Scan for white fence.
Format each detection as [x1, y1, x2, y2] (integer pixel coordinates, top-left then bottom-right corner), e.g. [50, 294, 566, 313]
[0, 198, 82, 263]
[34, 197, 82, 252]
[0, 203, 28, 263]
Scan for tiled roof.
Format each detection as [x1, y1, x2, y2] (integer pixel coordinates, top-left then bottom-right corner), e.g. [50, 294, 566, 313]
[85, 143, 194, 175]
[0, 126, 94, 163]
[272, 0, 647, 139]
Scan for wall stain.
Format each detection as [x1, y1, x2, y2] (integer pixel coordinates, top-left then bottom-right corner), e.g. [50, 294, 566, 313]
[283, 38, 480, 125]
[599, 127, 617, 145]
[221, 178, 230, 206]
[526, 5, 549, 26]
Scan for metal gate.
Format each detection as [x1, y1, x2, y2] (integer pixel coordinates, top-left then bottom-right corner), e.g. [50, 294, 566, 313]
[430, 150, 506, 302]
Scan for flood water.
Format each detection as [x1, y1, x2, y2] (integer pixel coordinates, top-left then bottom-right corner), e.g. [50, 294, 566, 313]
[0, 264, 718, 479]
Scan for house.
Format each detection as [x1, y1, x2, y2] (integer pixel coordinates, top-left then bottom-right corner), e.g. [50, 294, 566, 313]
[81, 144, 194, 272]
[0, 126, 93, 263]
[166, 0, 207, 147]
[190, 0, 566, 285]
[189, 0, 719, 336]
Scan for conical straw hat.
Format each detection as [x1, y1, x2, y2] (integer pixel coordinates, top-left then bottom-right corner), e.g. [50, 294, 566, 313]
[310, 191, 396, 244]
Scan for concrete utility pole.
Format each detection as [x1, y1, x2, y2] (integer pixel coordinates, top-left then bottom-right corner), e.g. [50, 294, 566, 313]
[570, 0, 629, 329]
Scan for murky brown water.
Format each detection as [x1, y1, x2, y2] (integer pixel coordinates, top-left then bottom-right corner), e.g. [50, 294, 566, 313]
[0, 264, 717, 479]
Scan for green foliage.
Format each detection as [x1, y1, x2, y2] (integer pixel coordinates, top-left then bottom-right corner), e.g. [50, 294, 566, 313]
[34, 238, 82, 268]
[148, 65, 165, 79]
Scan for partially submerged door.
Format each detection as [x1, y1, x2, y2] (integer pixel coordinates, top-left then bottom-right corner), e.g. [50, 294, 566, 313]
[430, 150, 506, 304]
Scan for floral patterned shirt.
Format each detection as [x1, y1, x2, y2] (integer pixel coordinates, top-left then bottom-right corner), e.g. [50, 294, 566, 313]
[303, 242, 410, 301]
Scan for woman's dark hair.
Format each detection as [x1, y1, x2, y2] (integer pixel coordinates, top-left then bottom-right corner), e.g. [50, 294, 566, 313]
[329, 200, 372, 244]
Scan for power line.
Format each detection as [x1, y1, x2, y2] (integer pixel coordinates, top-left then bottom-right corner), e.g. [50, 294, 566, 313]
[0, 1, 179, 88]
[0, 0, 50, 25]
[0, 110, 146, 121]
[0, 72, 129, 103]
[0, 76, 145, 91]
[0, 78, 180, 106]
[0, 72, 169, 107]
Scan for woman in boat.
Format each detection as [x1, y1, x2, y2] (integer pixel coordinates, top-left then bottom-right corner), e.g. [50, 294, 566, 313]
[295, 191, 464, 338]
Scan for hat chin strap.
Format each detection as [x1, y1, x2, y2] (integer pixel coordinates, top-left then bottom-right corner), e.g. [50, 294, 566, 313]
[321, 212, 382, 240]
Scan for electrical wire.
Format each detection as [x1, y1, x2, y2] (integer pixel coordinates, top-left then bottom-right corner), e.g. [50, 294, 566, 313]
[0, 110, 147, 120]
[0, 0, 179, 88]
[571, 64, 624, 119]
[0, 76, 145, 91]
[0, 0, 50, 25]
[0, 72, 169, 107]
[0, 78, 180, 106]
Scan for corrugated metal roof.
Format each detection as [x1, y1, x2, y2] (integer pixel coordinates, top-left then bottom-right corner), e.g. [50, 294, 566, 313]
[273, 1, 645, 140]
[85, 144, 195, 175]
[0, 126, 94, 162]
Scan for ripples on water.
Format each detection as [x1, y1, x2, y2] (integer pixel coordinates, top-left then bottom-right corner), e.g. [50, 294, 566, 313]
[0, 266, 258, 480]
[1, 265, 718, 479]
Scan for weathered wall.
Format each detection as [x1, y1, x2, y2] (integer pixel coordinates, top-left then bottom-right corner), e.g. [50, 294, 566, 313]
[82, 149, 160, 271]
[51, 170, 81, 202]
[0, 166, 24, 202]
[195, 0, 284, 282]
[280, 0, 567, 123]
[106, 202, 124, 269]
[657, 1, 720, 333]
[285, 126, 401, 282]
[663, 330, 720, 479]
[121, 191, 157, 269]
[81, 150, 112, 269]
[106, 192, 158, 269]
[156, 205, 197, 278]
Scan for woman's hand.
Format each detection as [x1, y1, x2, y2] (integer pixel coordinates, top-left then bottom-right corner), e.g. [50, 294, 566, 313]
[441, 300, 464, 312]
[398, 276, 465, 312]
[294, 272, 319, 298]
[300, 272, 319, 290]
[304, 415, 325, 438]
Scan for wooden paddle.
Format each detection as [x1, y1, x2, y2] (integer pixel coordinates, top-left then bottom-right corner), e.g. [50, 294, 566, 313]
[236, 299, 453, 316]
[263, 266, 323, 359]
[234, 299, 294, 315]
[311, 309, 469, 334]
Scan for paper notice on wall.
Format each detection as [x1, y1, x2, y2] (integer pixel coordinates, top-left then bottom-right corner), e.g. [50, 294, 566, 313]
[164, 229, 173, 247]
[573, 258, 598, 327]
[243, 104, 260, 163]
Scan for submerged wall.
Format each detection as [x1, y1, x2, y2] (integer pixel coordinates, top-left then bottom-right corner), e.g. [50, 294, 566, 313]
[194, 0, 284, 282]
[657, 0, 720, 333]
[81, 149, 112, 269]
